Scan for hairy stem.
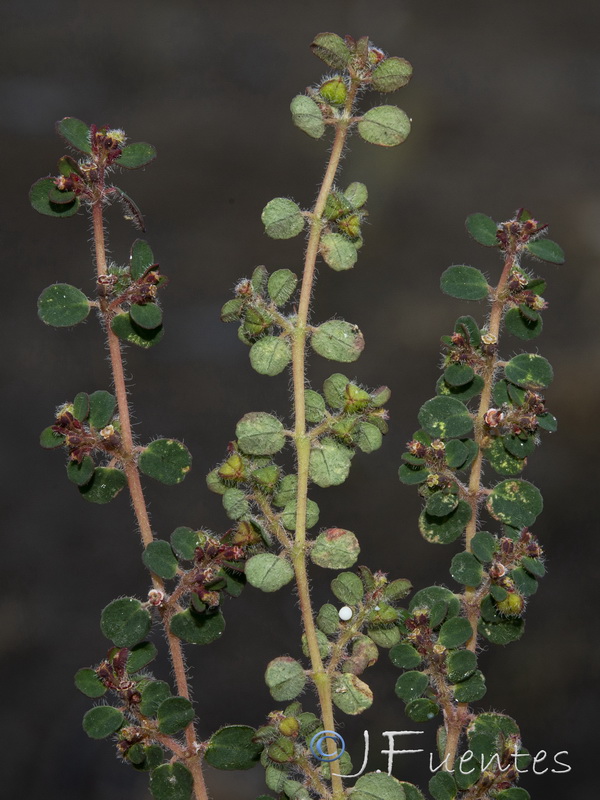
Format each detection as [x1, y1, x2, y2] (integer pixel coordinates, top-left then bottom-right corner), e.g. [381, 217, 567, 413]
[443, 250, 515, 770]
[290, 85, 358, 800]
[91, 200, 209, 800]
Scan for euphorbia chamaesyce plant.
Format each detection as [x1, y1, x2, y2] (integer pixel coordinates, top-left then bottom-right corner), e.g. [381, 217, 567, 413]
[32, 32, 562, 800]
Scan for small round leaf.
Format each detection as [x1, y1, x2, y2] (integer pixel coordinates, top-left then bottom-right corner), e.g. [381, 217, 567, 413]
[101, 597, 151, 648]
[352, 772, 407, 800]
[170, 608, 225, 645]
[389, 643, 422, 670]
[127, 641, 158, 672]
[486, 479, 543, 528]
[447, 649, 477, 683]
[440, 266, 489, 300]
[236, 412, 285, 455]
[130, 302, 163, 330]
[157, 697, 195, 735]
[204, 725, 262, 770]
[419, 501, 472, 545]
[504, 354, 553, 390]
[358, 105, 411, 147]
[268, 269, 298, 306]
[371, 57, 413, 92]
[310, 528, 360, 569]
[311, 320, 364, 362]
[116, 142, 157, 169]
[88, 390, 116, 429]
[261, 198, 304, 239]
[465, 213, 498, 247]
[111, 312, 164, 348]
[450, 552, 483, 587]
[138, 439, 192, 485]
[332, 673, 373, 715]
[418, 396, 473, 439]
[245, 553, 294, 592]
[149, 763, 193, 800]
[130, 239, 155, 280]
[281, 499, 319, 531]
[170, 527, 202, 560]
[249, 336, 292, 376]
[331, 571, 364, 605]
[38, 284, 90, 326]
[143, 540, 179, 580]
[395, 671, 429, 702]
[309, 438, 353, 487]
[75, 668, 106, 698]
[82, 706, 124, 739]
[56, 117, 91, 153]
[320, 233, 358, 271]
[438, 617, 473, 649]
[265, 657, 306, 701]
[79, 467, 126, 503]
[504, 306, 543, 340]
[30, 178, 80, 217]
[405, 698, 439, 723]
[310, 33, 351, 69]
[525, 239, 565, 264]
[290, 95, 325, 139]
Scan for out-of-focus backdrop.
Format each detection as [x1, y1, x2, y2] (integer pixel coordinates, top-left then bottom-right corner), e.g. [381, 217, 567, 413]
[2, 1, 598, 797]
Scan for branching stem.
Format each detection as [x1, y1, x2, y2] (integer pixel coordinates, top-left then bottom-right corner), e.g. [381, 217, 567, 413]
[91, 199, 209, 800]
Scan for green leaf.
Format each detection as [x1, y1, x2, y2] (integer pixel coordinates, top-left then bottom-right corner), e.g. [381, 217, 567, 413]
[537, 411, 557, 432]
[355, 422, 383, 453]
[494, 790, 531, 800]
[395, 671, 428, 702]
[398, 463, 429, 485]
[204, 725, 262, 770]
[317, 603, 340, 635]
[111, 312, 164, 348]
[138, 439, 192, 485]
[332, 673, 373, 715]
[419, 501, 472, 545]
[504, 306, 543, 340]
[465, 213, 498, 247]
[503, 434, 535, 459]
[371, 57, 413, 92]
[447, 649, 477, 683]
[438, 617, 473, 648]
[511, 566, 538, 596]
[444, 439, 468, 469]
[320, 233, 358, 271]
[485, 437, 525, 477]
[261, 198, 305, 239]
[521, 556, 545, 577]
[309, 437, 353, 487]
[311, 320, 364, 362]
[436, 374, 485, 403]
[116, 142, 157, 169]
[526, 238, 565, 264]
[358, 105, 411, 147]
[440, 265, 489, 300]
[398, 784, 426, 800]
[149, 763, 193, 800]
[222, 488, 249, 520]
[79, 467, 127, 503]
[389, 643, 422, 670]
[38, 283, 89, 326]
[450, 552, 483, 586]
[428, 770, 457, 800]
[245, 553, 294, 592]
[101, 597, 151, 648]
[82, 706, 124, 739]
[130, 302, 162, 330]
[157, 696, 194, 735]
[405, 698, 439, 723]
[236, 412, 285, 455]
[310, 33, 351, 69]
[310, 528, 360, 569]
[305, 390, 326, 423]
[40, 426, 65, 449]
[281, 499, 319, 531]
[72, 391, 90, 421]
[344, 181, 368, 209]
[352, 772, 406, 800]
[249, 336, 292, 376]
[487, 479, 543, 528]
[130, 239, 155, 280]
[331, 571, 364, 605]
[170, 527, 201, 560]
[143, 540, 179, 580]
[267, 269, 298, 306]
[444, 364, 475, 387]
[478, 616, 525, 645]
[455, 315, 482, 347]
[471, 531, 496, 563]
[66, 455, 95, 487]
[504, 354, 553, 390]
[139, 680, 172, 716]
[170, 608, 225, 645]
[323, 373, 350, 409]
[74, 667, 106, 698]
[290, 95, 325, 139]
[127, 641, 158, 672]
[265, 657, 306, 701]
[418, 396, 473, 439]
[409, 586, 461, 621]
[426, 492, 459, 517]
[30, 178, 80, 217]
[56, 117, 91, 153]
[88, 390, 116, 429]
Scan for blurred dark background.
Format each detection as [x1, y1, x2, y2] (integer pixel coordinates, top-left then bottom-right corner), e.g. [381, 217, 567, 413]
[2, 0, 598, 798]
